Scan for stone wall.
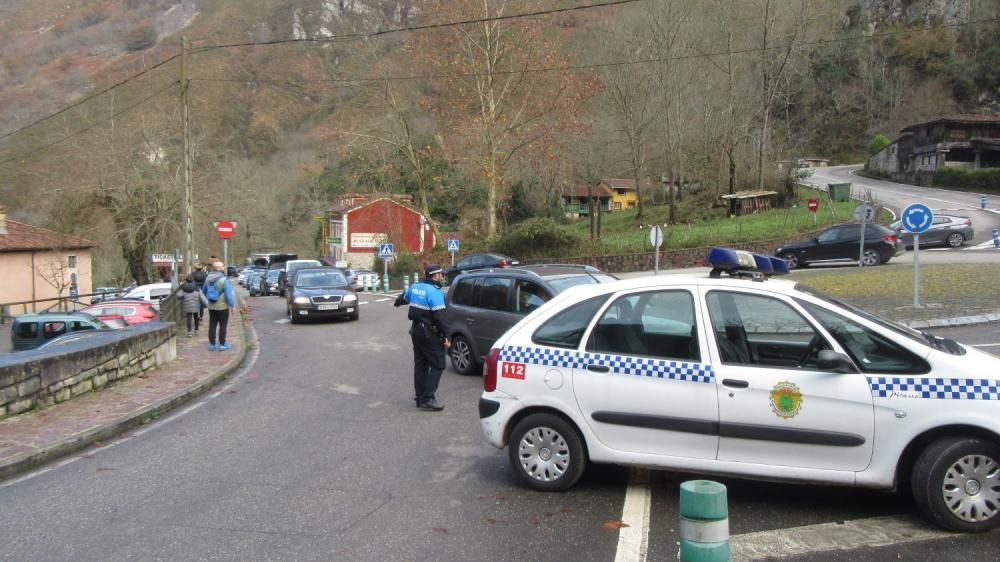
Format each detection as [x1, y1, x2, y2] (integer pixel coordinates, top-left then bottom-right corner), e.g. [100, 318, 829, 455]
[0, 323, 176, 420]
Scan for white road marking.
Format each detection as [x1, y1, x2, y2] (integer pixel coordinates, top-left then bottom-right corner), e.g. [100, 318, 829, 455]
[274, 318, 289, 324]
[376, 298, 392, 302]
[615, 468, 651, 562]
[729, 515, 951, 561]
[965, 240, 998, 251]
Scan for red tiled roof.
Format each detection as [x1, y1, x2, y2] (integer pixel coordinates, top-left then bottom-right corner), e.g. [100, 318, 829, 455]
[563, 185, 613, 198]
[602, 178, 637, 190]
[902, 114, 1000, 131]
[0, 219, 97, 252]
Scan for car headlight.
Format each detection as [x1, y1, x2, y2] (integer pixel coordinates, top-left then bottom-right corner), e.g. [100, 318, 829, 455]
[342, 294, 357, 302]
[293, 296, 310, 304]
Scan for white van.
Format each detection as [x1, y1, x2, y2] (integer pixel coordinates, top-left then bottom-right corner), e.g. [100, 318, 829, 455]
[122, 282, 173, 310]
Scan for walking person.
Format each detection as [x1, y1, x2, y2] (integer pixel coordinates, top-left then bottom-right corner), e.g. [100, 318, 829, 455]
[203, 261, 236, 351]
[395, 264, 451, 411]
[191, 262, 208, 320]
[175, 274, 209, 337]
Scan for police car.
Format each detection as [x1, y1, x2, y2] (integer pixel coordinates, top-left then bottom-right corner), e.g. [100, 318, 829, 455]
[478, 247, 1000, 532]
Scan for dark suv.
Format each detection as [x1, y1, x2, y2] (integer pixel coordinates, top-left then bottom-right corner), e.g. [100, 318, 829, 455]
[444, 264, 617, 375]
[775, 223, 904, 269]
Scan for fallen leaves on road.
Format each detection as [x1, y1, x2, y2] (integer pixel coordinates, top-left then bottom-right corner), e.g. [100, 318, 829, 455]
[603, 519, 630, 530]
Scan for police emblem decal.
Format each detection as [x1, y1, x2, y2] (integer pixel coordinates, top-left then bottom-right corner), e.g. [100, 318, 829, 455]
[769, 381, 803, 419]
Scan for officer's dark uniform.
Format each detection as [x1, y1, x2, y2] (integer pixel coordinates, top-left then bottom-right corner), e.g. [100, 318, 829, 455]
[395, 264, 450, 410]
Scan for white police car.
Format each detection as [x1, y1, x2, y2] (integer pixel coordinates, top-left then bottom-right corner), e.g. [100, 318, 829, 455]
[478, 247, 1000, 532]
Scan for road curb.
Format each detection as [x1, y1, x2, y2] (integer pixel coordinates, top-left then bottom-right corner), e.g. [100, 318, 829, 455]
[0, 312, 248, 482]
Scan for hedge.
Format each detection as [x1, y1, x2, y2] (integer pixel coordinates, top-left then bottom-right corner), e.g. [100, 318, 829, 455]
[934, 168, 1000, 192]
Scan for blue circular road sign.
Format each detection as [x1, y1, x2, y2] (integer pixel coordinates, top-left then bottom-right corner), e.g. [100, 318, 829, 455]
[901, 203, 933, 234]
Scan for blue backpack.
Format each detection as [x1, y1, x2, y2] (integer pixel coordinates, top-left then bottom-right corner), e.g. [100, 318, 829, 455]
[205, 278, 223, 303]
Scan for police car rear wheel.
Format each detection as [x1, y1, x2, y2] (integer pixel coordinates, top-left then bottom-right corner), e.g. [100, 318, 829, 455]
[912, 437, 1000, 532]
[449, 335, 477, 375]
[509, 414, 586, 492]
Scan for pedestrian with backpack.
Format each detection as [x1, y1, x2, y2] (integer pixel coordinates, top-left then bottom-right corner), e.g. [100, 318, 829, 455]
[191, 262, 208, 320]
[203, 261, 236, 351]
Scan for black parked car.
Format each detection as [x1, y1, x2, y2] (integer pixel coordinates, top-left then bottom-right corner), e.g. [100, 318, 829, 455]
[285, 267, 359, 323]
[444, 264, 617, 375]
[444, 252, 519, 285]
[775, 223, 904, 269]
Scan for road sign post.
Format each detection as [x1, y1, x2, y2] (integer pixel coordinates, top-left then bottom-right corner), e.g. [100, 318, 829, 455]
[378, 243, 394, 293]
[213, 220, 236, 270]
[648, 225, 664, 275]
[447, 239, 460, 266]
[853, 204, 875, 269]
[901, 204, 933, 306]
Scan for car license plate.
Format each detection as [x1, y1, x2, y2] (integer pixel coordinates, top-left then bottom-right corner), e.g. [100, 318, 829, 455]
[317, 304, 339, 311]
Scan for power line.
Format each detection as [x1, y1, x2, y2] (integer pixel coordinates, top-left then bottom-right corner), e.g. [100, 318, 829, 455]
[0, 54, 180, 142]
[188, 0, 642, 52]
[187, 16, 1000, 86]
[0, 80, 179, 169]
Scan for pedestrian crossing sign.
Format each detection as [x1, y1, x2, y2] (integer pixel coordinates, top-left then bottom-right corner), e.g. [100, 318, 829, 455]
[448, 239, 460, 252]
[379, 243, 394, 258]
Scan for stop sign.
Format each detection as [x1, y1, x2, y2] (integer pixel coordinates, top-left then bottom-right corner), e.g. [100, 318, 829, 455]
[807, 198, 819, 212]
[215, 220, 235, 239]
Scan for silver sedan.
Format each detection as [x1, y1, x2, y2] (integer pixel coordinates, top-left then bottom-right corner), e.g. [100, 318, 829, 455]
[890, 214, 973, 248]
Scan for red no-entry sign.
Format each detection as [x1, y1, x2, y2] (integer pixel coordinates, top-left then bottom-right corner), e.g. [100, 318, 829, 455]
[807, 199, 819, 212]
[215, 220, 235, 239]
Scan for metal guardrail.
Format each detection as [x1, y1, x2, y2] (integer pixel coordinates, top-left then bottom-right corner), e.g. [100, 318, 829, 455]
[0, 295, 94, 324]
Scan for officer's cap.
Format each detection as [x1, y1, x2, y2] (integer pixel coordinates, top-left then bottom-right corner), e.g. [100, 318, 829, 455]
[424, 263, 443, 276]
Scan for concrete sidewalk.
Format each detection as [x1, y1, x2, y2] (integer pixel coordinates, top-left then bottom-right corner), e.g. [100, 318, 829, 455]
[0, 306, 248, 481]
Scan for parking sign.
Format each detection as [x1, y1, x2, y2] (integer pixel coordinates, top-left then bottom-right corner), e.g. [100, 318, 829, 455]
[378, 243, 394, 258]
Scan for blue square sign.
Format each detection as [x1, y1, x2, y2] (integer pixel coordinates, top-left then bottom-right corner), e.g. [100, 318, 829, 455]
[447, 239, 460, 252]
[378, 243, 394, 258]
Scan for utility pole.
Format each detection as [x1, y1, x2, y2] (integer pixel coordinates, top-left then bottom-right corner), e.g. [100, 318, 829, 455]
[180, 36, 194, 276]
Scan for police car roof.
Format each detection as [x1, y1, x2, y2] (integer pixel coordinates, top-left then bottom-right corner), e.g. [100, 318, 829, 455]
[547, 271, 799, 302]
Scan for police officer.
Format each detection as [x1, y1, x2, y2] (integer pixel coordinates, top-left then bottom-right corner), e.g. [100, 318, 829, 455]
[395, 264, 451, 411]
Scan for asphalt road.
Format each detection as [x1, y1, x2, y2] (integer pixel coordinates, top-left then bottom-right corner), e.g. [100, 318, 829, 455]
[2, 287, 999, 561]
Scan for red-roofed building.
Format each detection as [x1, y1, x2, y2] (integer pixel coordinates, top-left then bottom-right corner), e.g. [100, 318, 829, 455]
[325, 194, 434, 267]
[0, 206, 97, 311]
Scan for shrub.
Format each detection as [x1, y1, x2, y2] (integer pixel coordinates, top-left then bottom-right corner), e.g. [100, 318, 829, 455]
[869, 133, 891, 155]
[125, 22, 157, 52]
[494, 217, 581, 258]
[934, 168, 1000, 192]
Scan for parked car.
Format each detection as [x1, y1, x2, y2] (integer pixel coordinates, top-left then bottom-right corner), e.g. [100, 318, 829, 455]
[444, 253, 519, 285]
[247, 272, 264, 296]
[344, 268, 381, 291]
[81, 299, 159, 325]
[479, 246, 1000, 533]
[35, 328, 125, 351]
[444, 264, 617, 375]
[120, 282, 173, 310]
[261, 269, 281, 296]
[10, 312, 111, 351]
[890, 214, 973, 248]
[285, 267, 359, 323]
[775, 223, 903, 269]
[90, 286, 122, 304]
[278, 259, 323, 296]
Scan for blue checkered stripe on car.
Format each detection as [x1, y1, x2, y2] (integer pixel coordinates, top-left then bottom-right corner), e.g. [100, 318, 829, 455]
[499, 346, 714, 384]
[868, 376, 1000, 400]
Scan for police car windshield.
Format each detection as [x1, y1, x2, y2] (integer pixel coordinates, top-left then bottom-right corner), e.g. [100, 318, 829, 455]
[794, 283, 927, 345]
[547, 273, 617, 293]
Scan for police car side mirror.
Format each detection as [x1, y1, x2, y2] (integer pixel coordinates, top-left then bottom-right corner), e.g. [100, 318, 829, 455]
[816, 350, 858, 374]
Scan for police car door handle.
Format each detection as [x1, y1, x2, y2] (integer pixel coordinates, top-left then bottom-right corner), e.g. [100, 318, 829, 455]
[722, 378, 749, 389]
[587, 364, 610, 373]
[465, 318, 475, 325]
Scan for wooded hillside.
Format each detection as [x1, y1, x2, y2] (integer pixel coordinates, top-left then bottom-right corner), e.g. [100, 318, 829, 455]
[0, 0, 996, 284]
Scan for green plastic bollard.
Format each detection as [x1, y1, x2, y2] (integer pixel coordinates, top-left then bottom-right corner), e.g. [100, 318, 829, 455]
[412, 272, 419, 285]
[679, 480, 729, 562]
[383, 274, 390, 294]
[402, 274, 409, 292]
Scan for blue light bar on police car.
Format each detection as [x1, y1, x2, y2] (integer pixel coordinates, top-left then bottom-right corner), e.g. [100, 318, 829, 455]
[706, 247, 788, 279]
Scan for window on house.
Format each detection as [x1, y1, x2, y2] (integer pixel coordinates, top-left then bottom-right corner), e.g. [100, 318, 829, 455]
[68, 255, 77, 268]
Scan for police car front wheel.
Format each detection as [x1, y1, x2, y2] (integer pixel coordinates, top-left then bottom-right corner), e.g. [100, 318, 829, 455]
[508, 413, 586, 492]
[912, 437, 1000, 532]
